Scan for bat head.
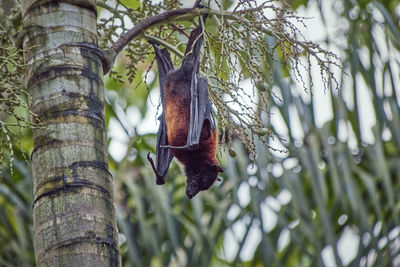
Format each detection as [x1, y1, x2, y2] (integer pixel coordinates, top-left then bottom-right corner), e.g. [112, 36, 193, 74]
[185, 162, 224, 199]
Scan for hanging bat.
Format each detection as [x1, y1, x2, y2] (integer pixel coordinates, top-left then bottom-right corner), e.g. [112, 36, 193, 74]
[147, 15, 223, 199]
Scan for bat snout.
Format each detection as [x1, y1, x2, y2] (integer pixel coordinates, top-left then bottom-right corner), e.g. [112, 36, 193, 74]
[186, 182, 200, 199]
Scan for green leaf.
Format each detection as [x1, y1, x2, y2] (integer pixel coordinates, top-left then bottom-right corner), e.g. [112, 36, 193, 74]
[120, 0, 141, 9]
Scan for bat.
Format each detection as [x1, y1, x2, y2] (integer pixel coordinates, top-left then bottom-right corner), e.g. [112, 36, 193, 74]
[147, 15, 223, 199]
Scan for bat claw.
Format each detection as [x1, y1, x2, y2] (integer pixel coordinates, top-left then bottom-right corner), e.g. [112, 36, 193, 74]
[147, 152, 166, 185]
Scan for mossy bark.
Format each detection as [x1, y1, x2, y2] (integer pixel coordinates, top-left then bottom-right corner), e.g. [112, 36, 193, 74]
[22, 0, 120, 266]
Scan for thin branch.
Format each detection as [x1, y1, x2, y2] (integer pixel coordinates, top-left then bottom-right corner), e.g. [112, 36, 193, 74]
[144, 34, 184, 58]
[104, 8, 199, 67]
[100, 5, 272, 73]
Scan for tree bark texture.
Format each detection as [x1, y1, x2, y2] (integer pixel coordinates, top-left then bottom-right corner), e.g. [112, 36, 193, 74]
[22, 0, 120, 266]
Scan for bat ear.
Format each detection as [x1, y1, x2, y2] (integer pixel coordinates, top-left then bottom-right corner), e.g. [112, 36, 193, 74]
[213, 165, 224, 173]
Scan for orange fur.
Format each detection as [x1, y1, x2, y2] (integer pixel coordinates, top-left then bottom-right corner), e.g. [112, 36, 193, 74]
[164, 94, 189, 147]
[163, 77, 219, 167]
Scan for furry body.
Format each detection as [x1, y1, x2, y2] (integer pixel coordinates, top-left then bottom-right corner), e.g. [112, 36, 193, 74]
[148, 14, 222, 199]
[163, 67, 221, 198]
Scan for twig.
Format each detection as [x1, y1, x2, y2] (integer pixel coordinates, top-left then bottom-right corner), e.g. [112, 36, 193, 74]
[101, 7, 201, 73]
[144, 34, 184, 58]
[97, 5, 275, 73]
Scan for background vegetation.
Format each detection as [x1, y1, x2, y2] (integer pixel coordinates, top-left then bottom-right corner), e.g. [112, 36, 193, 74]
[1, 0, 399, 266]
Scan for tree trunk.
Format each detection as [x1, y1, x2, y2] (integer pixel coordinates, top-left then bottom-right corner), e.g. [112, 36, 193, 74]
[21, 0, 120, 266]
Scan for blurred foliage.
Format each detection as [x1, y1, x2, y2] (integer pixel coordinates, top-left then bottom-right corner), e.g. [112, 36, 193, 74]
[0, 0, 36, 174]
[106, 0, 400, 266]
[0, 148, 35, 266]
[1, 0, 400, 266]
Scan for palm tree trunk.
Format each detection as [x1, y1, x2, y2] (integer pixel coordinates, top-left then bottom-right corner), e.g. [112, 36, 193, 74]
[21, 0, 120, 266]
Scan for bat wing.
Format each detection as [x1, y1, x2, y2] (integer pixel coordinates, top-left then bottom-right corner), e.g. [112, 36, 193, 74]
[147, 43, 175, 185]
[185, 74, 215, 148]
[164, 16, 216, 150]
[185, 18, 215, 147]
[149, 15, 213, 183]
[152, 44, 174, 100]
